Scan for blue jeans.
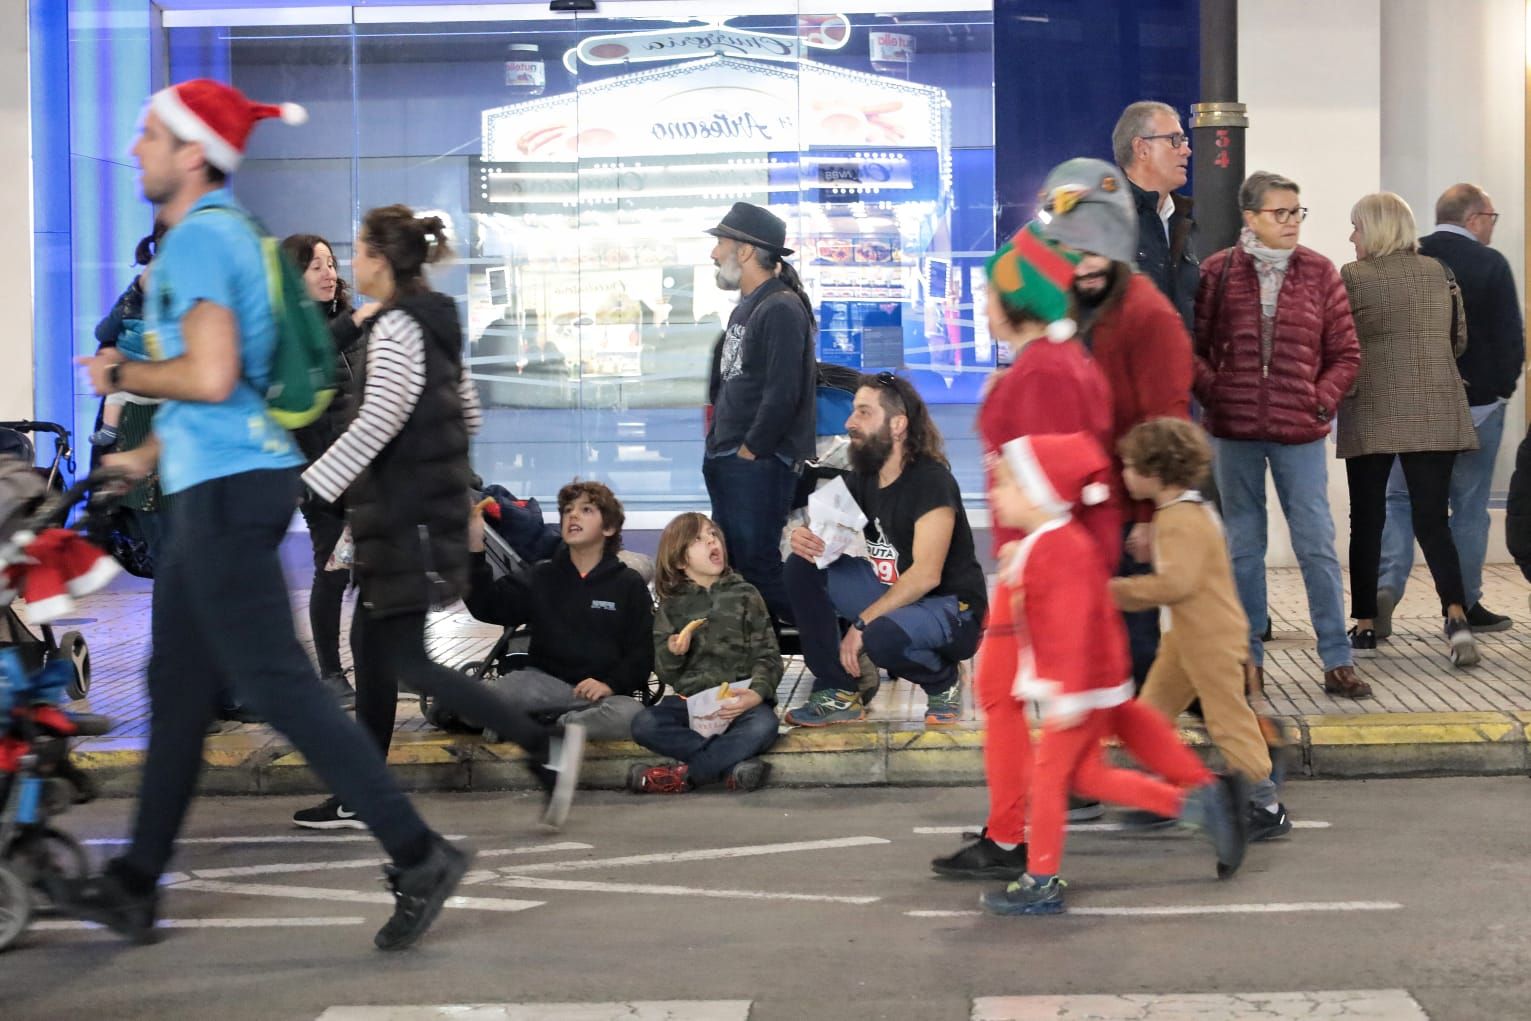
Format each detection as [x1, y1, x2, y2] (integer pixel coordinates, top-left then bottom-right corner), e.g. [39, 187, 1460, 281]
[1212, 437, 1352, 671]
[783, 554, 981, 694]
[630, 696, 780, 785]
[703, 452, 797, 625]
[1379, 403, 1505, 607]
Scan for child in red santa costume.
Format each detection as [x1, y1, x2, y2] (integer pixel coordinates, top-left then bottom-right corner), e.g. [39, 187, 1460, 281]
[979, 432, 1249, 916]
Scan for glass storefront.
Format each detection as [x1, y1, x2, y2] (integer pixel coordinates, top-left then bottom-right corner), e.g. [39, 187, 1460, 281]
[39, 0, 1198, 513]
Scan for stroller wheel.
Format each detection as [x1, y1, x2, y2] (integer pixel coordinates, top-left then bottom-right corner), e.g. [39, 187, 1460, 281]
[0, 861, 33, 951]
[14, 827, 89, 913]
[54, 631, 91, 701]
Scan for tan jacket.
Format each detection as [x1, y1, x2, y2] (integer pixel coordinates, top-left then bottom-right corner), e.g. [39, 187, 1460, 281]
[1109, 494, 1248, 661]
[1337, 252, 1476, 458]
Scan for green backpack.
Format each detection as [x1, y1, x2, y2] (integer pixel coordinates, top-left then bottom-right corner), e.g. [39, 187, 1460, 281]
[193, 206, 337, 430]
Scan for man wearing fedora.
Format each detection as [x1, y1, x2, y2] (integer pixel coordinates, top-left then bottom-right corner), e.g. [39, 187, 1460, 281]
[704, 202, 818, 626]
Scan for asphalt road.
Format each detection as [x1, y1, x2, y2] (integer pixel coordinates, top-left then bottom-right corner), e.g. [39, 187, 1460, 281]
[4, 778, 1528, 1020]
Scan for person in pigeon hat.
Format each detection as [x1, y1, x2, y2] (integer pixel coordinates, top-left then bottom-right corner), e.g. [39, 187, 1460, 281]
[1041, 156, 1196, 692]
[67, 80, 469, 951]
[703, 202, 817, 629]
[975, 432, 1249, 917]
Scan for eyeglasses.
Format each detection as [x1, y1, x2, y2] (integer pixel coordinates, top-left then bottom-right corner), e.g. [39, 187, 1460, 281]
[1139, 132, 1189, 150]
[1471, 211, 1501, 224]
[1259, 206, 1309, 224]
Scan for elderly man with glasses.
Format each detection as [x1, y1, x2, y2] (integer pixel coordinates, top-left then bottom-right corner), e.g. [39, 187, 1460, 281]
[1375, 183, 1526, 638]
[1113, 101, 1198, 331]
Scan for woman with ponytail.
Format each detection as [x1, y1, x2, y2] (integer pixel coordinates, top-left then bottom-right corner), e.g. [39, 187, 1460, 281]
[293, 205, 557, 831]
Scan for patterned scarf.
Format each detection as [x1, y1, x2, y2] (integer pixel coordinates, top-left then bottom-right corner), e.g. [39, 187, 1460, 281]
[1240, 226, 1295, 319]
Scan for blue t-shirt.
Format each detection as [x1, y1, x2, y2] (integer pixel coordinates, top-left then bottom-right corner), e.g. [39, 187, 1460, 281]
[143, 189, 301, 494]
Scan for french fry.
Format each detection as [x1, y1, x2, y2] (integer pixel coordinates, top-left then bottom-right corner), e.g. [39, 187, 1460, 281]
[719, 681, 732, 700]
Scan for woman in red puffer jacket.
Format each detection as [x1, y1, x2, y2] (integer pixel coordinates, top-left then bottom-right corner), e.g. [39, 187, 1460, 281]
[1193, 171, 1366, 701]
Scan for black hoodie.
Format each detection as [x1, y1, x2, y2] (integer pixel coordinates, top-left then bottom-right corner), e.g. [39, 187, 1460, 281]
[465, 546, 654, 697]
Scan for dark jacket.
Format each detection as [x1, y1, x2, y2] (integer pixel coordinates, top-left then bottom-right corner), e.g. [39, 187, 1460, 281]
[465, 546, 655, 697]
[293, 309, 368, 465]
[94, 279, 145, 351]
[706, 278, 816, 462]
[1506, 429, 1531, 582]
[1419, 229, 1526, 407]
[1130, 178, 1199, 330]
[347, 291, 473, 618]
[653, 572, 781, 701]
[1193, 245, 1361, 445]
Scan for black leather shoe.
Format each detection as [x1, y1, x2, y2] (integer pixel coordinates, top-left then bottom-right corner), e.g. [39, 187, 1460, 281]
[1465, 602, 1513, 632]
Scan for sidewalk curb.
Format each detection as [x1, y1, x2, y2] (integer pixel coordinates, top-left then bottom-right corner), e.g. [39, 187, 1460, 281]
[70, 710, 1531, 796]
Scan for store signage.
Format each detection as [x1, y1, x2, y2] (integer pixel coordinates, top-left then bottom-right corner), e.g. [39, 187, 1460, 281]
[869, 32, 915, 73]
[485, 58, 947, 163]
[799, 157, 913, 190]
[564, 15, 851, 72]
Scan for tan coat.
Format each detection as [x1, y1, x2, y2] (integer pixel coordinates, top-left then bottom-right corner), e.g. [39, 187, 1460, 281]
[1337, 252, 1476, 458]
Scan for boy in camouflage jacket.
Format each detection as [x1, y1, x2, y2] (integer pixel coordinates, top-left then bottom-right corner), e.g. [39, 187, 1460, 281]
[628, 513, 782, 793]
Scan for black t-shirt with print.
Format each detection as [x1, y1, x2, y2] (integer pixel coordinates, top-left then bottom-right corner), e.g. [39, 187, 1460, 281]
[847, 456, 987, 619]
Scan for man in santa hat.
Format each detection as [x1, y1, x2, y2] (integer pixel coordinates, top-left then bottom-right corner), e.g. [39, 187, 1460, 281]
[69, 79, 468, 951]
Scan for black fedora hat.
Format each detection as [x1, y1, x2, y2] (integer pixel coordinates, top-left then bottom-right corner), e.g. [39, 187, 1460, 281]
[705, 202, 794, 257]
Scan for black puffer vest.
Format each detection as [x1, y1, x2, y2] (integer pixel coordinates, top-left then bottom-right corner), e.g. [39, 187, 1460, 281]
[346, 291, 473, 618]
[292, 308, 369, 465]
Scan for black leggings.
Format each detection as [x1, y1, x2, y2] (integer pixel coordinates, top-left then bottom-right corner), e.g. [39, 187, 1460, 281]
[301, 502, 350, 677]
[352, 603, 543, 759]
[1347, 451, 1465, 618]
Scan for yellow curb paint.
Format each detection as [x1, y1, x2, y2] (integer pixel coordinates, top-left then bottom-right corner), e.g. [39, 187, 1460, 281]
[887, 728, 986, 751]
[772, 729, 883, 754]
[1305, 715, 1520, 746]
[1305, 711, 1515, 727]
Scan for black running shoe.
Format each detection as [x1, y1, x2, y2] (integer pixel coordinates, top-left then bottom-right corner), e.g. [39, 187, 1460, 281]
[1347, 626, 1377, 658]
[1117, 809, 1178, 831]
[1249, 802, 1293, 842]
[725, 758, 772, 792]
[49, 866, 160, 944]
[293, 795, 366, 831]
[1466, 602, 1513, 632]
[1066, 797, 1104, 822]
[374, 836, 472, 951]
[931, 832, 1028, 880]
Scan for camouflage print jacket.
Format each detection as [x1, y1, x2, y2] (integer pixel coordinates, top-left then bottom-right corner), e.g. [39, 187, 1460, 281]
[653, 572, 782, 703]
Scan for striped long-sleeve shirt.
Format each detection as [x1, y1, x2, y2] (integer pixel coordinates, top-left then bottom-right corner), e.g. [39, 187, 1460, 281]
[302, 308, 482, 504]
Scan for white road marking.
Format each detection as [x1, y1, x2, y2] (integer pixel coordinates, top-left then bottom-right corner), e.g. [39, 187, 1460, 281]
[190, 842, 592, 880]
[908, 900, 1401, 919]
[84, 835, 468, 846]
[496, 836, 890, 874]
[913, 821, 1332, 834]
[972, 989, 1427, 1020]
[495, 876, 880, 905]
[316, 1002, 752, 1021]
[172, 879, 543, 912]
[34, 916, 367, 931]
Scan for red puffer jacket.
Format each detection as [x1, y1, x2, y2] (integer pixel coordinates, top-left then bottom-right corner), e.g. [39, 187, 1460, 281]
[1193, 245, 1360, 445]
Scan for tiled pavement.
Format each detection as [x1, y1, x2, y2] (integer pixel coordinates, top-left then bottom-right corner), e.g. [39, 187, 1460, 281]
[38, 564, 1531, 740]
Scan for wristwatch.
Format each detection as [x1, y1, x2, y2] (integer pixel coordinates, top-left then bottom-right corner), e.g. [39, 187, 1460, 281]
[107, 361, 126, 393]
[853, 617, 868, 631]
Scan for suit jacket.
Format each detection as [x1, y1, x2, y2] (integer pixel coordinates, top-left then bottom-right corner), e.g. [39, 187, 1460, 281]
[1419, 229, 1525, 407]
[1337, 252, 1476, 458]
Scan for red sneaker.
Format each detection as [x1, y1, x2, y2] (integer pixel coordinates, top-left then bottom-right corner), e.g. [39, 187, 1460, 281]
[627, 763, 691, 794]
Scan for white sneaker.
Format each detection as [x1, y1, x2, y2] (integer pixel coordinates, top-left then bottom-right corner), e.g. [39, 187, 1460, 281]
[539, 723, 586, 832]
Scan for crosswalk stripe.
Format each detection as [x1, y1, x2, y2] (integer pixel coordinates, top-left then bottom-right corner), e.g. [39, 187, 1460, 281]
[85, 836, 469, 846]
[972, 989, 1426, 1020]
[173, 878, 544, 912]
[909, 900, 1402, 919]
[35, 916, 367, 931]
[315, 1002, 754, 1020]
[189, 842, 592, 880]
[495, 875, 880, 904]
[498, 836, 890, 874]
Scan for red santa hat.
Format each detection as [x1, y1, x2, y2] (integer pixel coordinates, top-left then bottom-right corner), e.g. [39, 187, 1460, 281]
[149, 78, 308, 173]
[1001, 432, 1113, 519]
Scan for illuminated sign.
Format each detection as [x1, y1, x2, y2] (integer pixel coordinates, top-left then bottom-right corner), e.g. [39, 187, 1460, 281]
[563, 15, 851, 72]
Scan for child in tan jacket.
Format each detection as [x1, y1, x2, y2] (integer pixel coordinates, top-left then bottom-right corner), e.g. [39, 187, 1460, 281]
[1109, 418, 1291, 842]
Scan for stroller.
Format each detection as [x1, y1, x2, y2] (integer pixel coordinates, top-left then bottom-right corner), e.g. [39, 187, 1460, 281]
[0, 469, 116, 951]
[420, 488, 662, 736]
[0, 423, 94, 702]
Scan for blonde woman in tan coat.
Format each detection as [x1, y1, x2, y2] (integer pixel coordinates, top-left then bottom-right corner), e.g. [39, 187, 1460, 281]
[1340, 192, 1479, 668]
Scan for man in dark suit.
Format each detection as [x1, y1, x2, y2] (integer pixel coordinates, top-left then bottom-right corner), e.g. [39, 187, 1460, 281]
[1377, 183, 1526, 636]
